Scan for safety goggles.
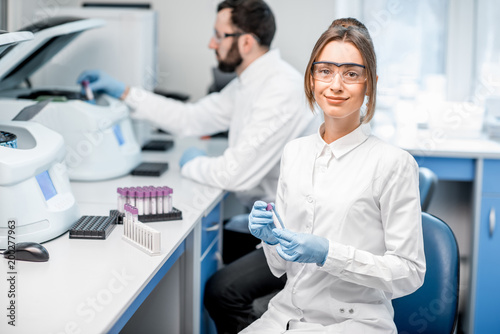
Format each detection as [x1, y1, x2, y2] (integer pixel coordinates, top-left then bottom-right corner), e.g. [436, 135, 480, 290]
[311, 61, 367, 84]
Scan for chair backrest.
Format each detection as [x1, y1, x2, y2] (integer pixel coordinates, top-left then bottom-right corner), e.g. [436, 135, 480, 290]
[392, 212, 460, 334]
[419, 167, 438, 212]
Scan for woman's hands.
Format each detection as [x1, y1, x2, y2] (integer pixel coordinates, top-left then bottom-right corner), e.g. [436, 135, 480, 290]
[273, 229, 329, 266]
[249, 200, 329, 265]
[248, 201, 279, 245]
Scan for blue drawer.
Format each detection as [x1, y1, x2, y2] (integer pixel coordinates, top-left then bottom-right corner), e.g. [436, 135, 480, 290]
[200, 238, 219, 334]
[201, 202, 221, 254]
[482, 159, 500, 195]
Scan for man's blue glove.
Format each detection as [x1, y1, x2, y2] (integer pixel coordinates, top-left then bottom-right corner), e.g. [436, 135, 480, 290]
[272, 229, 329, 266]
[179, 147, 207, 168]
[76, 70, 126, 99]
[225, 214, 251, 233]
[248, 201, 278, 245]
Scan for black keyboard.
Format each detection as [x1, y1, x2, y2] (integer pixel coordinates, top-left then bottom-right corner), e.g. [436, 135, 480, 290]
[69, 215, 117, 240]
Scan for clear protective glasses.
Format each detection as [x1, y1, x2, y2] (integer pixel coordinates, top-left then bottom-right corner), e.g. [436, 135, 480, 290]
[212, 30, 261, 45]
[311, 61, 367, 84]
[212, 30, 245, 44]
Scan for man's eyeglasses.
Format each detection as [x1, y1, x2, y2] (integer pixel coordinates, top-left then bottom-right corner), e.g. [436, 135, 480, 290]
[212, 30, 260, 44]
[311, 61, 367, 84]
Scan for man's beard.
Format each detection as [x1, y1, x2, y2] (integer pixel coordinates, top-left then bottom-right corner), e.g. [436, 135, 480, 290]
[218, 40, 243, 73]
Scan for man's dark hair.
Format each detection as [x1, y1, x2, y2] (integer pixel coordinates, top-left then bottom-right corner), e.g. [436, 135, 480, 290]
[217, 0, 276, 48]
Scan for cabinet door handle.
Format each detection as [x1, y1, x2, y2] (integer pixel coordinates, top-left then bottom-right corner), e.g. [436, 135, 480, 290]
[205, 223, 220, 232]
[215, 251, 223, 263]
[489, 207, 496, 238]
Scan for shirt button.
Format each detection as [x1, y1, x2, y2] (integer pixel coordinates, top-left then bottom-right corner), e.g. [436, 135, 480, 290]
[339, 308, 345, 313]
[307, 196, 313, 203]
[349, 309, 354, 314]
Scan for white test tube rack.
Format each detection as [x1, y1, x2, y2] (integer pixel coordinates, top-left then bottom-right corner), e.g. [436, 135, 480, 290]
[122, 205, 161, 256]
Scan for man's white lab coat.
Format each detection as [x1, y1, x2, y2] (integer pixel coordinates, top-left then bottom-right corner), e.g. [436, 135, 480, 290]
[124, 49, 318, 207]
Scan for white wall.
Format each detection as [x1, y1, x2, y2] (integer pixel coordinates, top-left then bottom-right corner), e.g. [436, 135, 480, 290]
[6, 0, 341, 101]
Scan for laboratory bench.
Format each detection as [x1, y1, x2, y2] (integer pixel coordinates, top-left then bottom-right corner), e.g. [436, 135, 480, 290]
[374, 126, 500, 334]
[0, 135, 228, 334]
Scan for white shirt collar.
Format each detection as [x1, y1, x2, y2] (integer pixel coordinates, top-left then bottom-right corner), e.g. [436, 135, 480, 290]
[315, 123, 371, 159]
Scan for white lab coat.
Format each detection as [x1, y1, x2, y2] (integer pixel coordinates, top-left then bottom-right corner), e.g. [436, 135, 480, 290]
[124, 49, 319, 207]
[241, 123, 426, 333]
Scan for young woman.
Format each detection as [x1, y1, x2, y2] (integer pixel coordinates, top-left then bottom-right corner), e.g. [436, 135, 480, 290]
[243, 18, 426, 333]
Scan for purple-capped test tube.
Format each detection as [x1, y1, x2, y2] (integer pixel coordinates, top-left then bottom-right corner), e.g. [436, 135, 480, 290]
[136, 188, 144, 215]
[82, 79, 95, 101]
[168, 187, 173, 212]
[131, 206, 138, 223]
[150, 187, 157, 215]
[157, 187, 164, 214]
[124, 203, 131, 237]
[117, 187, 126, 213]
[123, 187, 130, 204]
[144, 188, 151, 215]
[127, 204, 139, 239]
[129, 187, 137, 207]
[266, 203, 285, 229]
[161, 187, 171, 213]
[128, 204, 134, 239]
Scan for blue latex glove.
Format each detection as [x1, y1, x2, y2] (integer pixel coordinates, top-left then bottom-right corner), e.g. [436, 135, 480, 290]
[248, 201, 278, 245]
[272, 229, 329, 266]
[179, 147, 207, 168]
[76, 70, 126, 99]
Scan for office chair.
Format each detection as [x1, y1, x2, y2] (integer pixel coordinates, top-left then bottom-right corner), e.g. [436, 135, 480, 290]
[419, 167, 438, 212]
[392, 212, 460, 334]
[208, 67, 237, 94]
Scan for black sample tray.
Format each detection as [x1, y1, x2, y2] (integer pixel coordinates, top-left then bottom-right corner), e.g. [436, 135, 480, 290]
[69, 215, 117, 239]
[131, 162, 169, 177]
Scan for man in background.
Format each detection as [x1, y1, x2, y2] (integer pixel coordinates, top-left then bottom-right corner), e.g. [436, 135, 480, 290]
[78, 1, 317, 332]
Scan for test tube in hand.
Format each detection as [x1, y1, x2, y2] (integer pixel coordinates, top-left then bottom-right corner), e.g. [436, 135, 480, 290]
[82, 79, 95, 102]
[266, 203, 285, 229]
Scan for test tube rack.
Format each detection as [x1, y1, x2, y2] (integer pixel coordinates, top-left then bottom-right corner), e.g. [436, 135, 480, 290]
[116, 185, 181, 222]
[122, 222, 161, 256]
[122, 206, 161, 256]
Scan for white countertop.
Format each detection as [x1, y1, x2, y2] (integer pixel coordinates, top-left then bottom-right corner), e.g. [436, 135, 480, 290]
[373, 124, 500, 159]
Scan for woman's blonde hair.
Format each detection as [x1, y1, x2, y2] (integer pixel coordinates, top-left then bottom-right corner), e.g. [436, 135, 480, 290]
[304, 17, 377, 123]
